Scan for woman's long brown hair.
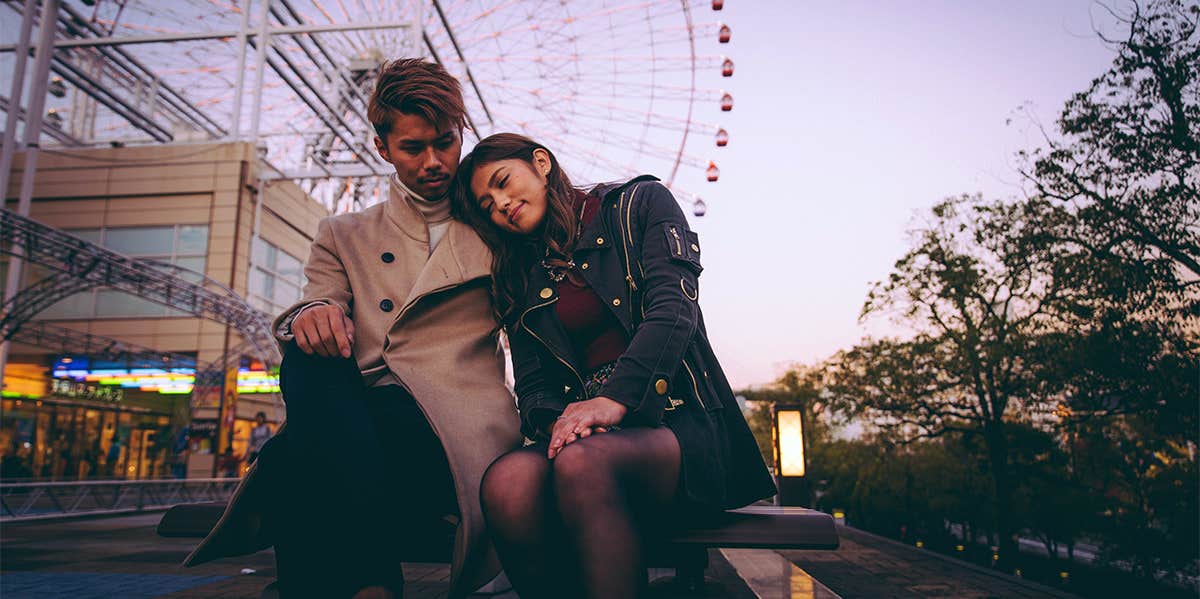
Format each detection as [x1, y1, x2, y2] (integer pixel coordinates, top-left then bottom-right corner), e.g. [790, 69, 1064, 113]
[450, 133, 584, 325]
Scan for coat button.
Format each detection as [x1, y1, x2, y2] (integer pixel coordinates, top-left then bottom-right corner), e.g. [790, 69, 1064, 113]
[540, 287, 553, 299]
[580, 262, 589, 270]
[596, 237, 604, 245]
[379, 299, 394, 312]
[654, 379, 668, 395]
[381, 252, 395, 263]
[690, 243, 700, 252]
[612, 298, 621, 306]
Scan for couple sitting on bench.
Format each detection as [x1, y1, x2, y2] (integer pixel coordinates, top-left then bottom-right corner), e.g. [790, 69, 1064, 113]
[185, 58, 777, 599]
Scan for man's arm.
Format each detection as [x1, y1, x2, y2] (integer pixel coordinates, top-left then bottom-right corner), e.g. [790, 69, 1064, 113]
[271, 217, 356, 357]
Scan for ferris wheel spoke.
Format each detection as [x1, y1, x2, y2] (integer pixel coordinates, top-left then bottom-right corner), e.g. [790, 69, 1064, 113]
[473, 78, 700, 128]
[34, 0, 727, 215]
[509, 123, 643, 182]
[484, 94, 706, 135]
[481, 74, 721, 102]
[448, 1, 669, 48]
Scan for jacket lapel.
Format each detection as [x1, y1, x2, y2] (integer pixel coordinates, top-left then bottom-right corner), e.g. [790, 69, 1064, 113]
[519, 265, 581, 369]
[396, 219, 493, 321]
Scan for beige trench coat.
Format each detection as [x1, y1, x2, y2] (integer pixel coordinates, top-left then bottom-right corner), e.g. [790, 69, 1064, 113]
[184, 177, 522, 598]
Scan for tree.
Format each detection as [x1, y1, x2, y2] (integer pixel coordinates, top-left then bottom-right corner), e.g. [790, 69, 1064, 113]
[826, 194, 1067, 566]
[1019, 0, 1199, 314]
[1017, 3, 1200, 577]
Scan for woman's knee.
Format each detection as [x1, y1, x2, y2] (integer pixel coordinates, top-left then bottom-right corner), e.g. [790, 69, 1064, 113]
[480, 451, 549, 523]
[551, 440, 620, 517]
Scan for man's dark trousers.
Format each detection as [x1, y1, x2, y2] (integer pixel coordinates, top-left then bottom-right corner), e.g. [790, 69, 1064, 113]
[272, 343, 457, 598]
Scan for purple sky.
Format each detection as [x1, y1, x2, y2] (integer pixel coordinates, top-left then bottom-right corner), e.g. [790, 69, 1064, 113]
[693, 0, 1123, 388]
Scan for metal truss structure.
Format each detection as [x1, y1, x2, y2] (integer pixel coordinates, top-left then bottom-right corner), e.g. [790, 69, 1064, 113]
[2, 0, 735, 214]
[10, 320, 197, 371]
[0, 209, 279, 368]
[1, 478, 239, 521]
[0, 0, 735, 387]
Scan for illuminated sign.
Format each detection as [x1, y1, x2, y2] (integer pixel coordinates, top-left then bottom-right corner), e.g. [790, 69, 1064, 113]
[51, 378, 124, 403]
[52, 367, 280, 395]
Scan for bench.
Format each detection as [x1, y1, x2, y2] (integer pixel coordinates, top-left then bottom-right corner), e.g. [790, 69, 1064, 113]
[158, 501, 837, 593]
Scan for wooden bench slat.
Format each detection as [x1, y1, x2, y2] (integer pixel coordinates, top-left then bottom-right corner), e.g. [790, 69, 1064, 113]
[158, 503, 838, 553]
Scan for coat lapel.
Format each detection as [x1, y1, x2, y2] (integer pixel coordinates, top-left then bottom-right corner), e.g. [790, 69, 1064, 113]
[396, 220, 493, 320]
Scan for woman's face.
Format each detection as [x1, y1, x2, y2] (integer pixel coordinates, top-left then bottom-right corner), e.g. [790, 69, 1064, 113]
[469, 149, 552, 236]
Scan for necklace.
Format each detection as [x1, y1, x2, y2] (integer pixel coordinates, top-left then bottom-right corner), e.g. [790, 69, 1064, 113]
[540, 196, 587, 283]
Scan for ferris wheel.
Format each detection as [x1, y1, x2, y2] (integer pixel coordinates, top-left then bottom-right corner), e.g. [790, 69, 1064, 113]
[19, 0, 736, 215]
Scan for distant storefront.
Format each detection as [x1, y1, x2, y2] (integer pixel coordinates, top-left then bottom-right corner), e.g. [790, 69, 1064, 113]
[0, 360, 186, 480]
[0, 355, 280, 481]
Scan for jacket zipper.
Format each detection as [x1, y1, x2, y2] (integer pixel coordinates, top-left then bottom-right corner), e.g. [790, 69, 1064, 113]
[668, 225, 683, 256]
[619, 188, 638, 294]
[682, 360, 707, 411]
[517, 297, 586, 396]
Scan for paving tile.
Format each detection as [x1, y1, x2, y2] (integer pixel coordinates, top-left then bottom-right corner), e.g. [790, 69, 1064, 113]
[783, 526, 1080, 599]
[2, 514, 760, 598]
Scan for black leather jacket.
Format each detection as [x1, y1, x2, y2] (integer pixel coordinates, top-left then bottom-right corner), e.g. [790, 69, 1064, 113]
[505, 176, 776, 510]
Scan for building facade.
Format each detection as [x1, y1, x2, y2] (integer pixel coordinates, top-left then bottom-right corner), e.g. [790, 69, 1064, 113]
[1, 142, 328, 480]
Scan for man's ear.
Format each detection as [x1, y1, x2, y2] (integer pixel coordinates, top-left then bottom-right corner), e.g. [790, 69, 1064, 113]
[374, 135, 388, 161]
[531, 148, 552, 178]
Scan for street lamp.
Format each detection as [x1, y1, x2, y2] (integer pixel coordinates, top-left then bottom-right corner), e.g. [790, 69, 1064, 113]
[772, 404, 809, 506]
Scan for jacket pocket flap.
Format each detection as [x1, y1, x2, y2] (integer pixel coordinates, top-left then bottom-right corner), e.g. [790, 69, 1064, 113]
[663, 224, 702, 274]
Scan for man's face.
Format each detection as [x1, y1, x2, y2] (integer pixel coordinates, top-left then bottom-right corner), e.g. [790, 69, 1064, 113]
[374, 112, 463, 199]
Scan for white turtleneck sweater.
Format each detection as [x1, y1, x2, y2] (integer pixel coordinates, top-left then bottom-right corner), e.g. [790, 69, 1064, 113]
[391, 174, 452, 255]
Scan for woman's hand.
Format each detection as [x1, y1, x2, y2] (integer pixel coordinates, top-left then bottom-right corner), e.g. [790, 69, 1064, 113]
[548, 396, 627, 459]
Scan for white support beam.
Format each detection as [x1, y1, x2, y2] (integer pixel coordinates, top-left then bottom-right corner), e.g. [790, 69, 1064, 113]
[0, 21, 414, 52]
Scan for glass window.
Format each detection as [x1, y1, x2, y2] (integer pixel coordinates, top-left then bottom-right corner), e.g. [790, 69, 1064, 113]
[248, 238, 304, 316]
[177, 226, 209, 254]
[34, 225, 211, 320]
[40, 291, 96, 318]
[67, 229, 102, 245]
[104, 227, 174, 256]
[95, 290, 166, 317]
[276, 251, 302, 281]
[174, 257, 207, 283]
[249, 268, 271, 298]
[272, 279, 299, 307]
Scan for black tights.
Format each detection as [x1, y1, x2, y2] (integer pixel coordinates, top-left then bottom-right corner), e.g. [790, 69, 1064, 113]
[479, 427, 681, 599]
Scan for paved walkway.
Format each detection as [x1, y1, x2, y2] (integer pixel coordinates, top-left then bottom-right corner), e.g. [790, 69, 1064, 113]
[3, 513, 1111, 598]
[782, 526, 1080, 599]
[0, 513, 758, 598]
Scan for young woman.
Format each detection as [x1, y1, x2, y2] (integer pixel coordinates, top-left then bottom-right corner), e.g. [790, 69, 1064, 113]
[451, 133, 776, 599]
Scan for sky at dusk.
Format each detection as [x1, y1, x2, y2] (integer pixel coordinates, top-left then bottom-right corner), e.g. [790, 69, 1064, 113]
[691, 1, 1124, 388]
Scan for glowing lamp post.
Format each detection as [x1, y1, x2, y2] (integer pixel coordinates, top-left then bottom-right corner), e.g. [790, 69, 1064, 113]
[772, 404, 810, 506]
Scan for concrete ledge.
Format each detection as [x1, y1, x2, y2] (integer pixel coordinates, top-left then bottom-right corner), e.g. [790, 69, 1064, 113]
[721, 548, 841, 599]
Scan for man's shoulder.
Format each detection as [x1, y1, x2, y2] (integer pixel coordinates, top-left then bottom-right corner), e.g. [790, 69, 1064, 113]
[321, 201, 387, 229]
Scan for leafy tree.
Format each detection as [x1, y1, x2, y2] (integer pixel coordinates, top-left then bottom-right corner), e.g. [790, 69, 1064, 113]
[825, 194, 1066, 565]
[1018, 0, 1198, 318]
[1016, 1, 1200, 578]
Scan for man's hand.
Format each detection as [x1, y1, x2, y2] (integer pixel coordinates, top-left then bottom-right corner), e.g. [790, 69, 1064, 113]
[548, 396, 627, 459]
[293, 304, 355, 358]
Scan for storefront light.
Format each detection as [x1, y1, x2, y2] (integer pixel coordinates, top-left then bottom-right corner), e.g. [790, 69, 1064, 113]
[50, 366, 279, 395]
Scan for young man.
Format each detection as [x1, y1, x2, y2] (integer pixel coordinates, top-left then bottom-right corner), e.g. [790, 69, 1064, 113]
[185, 59, 522, 599]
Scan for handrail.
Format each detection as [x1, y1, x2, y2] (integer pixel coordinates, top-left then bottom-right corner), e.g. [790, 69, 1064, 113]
[0, 477, 238, 521]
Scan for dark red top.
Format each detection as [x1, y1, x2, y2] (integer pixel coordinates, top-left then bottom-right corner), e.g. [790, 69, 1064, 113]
[554, 192, 629, 372]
